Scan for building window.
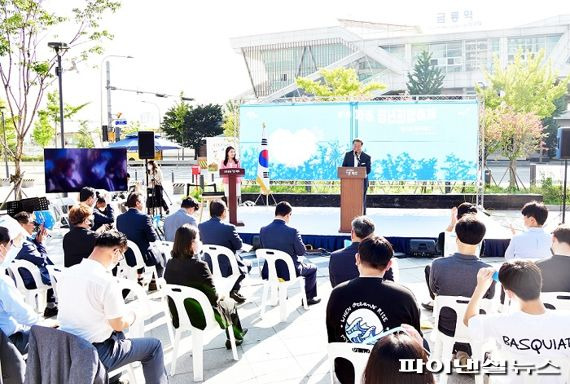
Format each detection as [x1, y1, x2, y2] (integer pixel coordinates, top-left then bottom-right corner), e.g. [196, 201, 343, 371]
[507, 35, 561, 63]
[280, 73, 288, 81]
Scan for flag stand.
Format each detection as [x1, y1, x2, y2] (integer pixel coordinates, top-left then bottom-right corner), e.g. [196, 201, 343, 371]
[254, 191, 277, 206]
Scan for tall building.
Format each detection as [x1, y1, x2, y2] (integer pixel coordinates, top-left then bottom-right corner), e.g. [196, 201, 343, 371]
[231, 15, 570, 102]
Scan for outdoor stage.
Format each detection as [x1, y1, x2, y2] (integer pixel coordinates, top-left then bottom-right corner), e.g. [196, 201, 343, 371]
[234, 206, 514, 257]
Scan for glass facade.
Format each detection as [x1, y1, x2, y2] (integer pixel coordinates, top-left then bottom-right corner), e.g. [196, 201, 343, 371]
[347, 56, 386, 82]
[411, 41, 464, 73]
[465, 39, 500, 71]
[507, 35, 561, 62]
[242, 39, 355, 97]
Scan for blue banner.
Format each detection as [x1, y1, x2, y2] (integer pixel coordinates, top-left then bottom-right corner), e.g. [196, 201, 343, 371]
[240, 100, 479, 181]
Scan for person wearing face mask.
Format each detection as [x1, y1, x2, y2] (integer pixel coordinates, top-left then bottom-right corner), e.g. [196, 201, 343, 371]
[62, 204, 98, 268]
[57, 230, 167, 384]
[0, 226, 40, 358]
[164, 224, 247, 349]
[147, 160, 170, 215]
[13, 211, 58, 318]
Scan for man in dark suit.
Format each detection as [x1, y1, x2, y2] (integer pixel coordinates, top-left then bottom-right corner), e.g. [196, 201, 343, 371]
[260, 202, 320, 305]
[342, 138, 372, 214]
[79, 187, 114, 231]
[329, 216, 395, 288]
[116, 192, 165, 282]
[199, 200, 249, 304]
[537, 224, 570, 293]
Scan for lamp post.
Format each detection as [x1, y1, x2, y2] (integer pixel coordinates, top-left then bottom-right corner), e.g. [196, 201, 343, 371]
[48, 42, 69, 148]
[99, 55, 134, 142]
[0, 106, 8, 178]
[141, 100, 161, 129]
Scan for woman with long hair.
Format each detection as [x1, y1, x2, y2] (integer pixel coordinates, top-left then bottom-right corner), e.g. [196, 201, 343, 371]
[363, 328, 434, 384]
[147, 160, 170, 214]
[164, 224, 247, 349]
[219, 146, 242, 200]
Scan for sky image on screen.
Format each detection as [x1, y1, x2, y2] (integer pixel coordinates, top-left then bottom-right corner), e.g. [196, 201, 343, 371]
[239, 100, 479, 181]
[44, 148, 128, 193]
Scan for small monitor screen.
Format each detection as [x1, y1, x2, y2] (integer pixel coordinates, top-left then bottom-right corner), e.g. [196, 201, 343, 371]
[44, 148, 128, 193]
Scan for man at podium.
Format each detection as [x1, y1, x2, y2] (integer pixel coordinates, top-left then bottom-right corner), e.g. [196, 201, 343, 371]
[342, 138, 371, 214]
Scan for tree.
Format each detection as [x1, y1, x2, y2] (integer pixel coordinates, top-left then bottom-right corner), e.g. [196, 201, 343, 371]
[485, 106, 543, 189]
[406, 51, 445, 95]
[120, 120, 143, 137]
[32, 91, 89, 147]
[161, 99, 192, 146]
[222, 99, 241, 138]
[0, 0, 120, 198]
[184, 104, 223, 158]
[75, 121, 95, 148]
[477, 50, 568, 119]
[296, 67, 385, 100]
[0, 99, 16, 166]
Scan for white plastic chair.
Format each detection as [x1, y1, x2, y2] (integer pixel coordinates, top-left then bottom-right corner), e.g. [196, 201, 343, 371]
[390, 257, 400, 282]
[115, 278, 175, 347]
[6, 260, 50, 312]
[431, 295, 495, 384]
[327, 343, 372, 384]
[203, 244, 241, 297]
[118, 240, 160, 295]
[256, 249, 308, 322]
[45, 265, 64, 302]
[164, 284, 239, 381]
[108, 364, 137, 384]
[541, 291, 570, 311]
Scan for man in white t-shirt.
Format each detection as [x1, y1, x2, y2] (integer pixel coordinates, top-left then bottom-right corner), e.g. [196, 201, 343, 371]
[58, 230, 167, 383]
[504, 201, 552, 260]
[464, 261, 570, 383]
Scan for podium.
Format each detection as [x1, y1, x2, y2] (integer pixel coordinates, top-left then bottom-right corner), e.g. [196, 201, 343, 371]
[219, 168, 245, 226]
[338, 167, 366, 233]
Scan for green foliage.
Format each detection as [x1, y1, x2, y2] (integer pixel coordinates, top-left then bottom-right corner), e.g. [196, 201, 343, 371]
[222, 99, 241, 138]
[162, 102, 223, 156]
[296, 67, 385, 100]
[121, 120, 143, 137]
[0, 99, 17, 160]
[32, 91, 89, 147]
[75, 121, 95, 148]
[0, 0, 120, 198]
[406, 51, 445, 95]
[477, 50, 569, 119]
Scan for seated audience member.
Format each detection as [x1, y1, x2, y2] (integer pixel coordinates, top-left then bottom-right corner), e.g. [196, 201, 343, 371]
[116, 192, 166, 286]
[537, 224, 570, 292]
[58, 230, 167, 383]
[465, 261, 570, 382]
[429, 215, 495, 341]
[329, 216, 393, 287]
[0, 226, 39, 355]
[63, 204, 98, 268]
[504, 201, 552, 260]
[199, 200, 249, 303]
[363, 326, 434, 384]
[13, 212, 57, 318]
[260, 201, 320, 305]
[163, 196, 199, 242]
[423, 202, 478, 311]
[93, 195, 114, 231]
[326, 236, 422, 384]
[79, 186, 97, 208]
[164, 224, 247, 349]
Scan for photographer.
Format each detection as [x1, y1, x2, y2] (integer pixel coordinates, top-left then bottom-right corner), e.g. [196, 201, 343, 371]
[93, 194, 114, 231]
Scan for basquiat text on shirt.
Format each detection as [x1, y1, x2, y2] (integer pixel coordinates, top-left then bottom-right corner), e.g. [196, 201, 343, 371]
[502, 335, 570, 354]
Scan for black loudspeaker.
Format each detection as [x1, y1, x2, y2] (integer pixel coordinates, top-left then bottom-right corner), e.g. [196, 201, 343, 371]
[101, 125, 108, 142]
[556, 127, 570, 160]
[138, 131, 155, 159]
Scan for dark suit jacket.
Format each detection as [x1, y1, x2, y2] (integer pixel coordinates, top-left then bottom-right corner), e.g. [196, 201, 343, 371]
[260, 219, 306, 279]
[92, 205, 114, 231]
[116, 208, 160, 266]
[164, 256, 219, 329]
[342, 151, 371, 176]
[537, 255, 570, 292]
[62, 227, 97, 268]
[198, 217, 245, 276]
[15, 237, 53, 288]
[329, 241, 394, 288]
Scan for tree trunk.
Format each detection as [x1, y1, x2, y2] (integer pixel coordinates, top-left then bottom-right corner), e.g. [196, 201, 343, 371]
[509, 158, 517, 189]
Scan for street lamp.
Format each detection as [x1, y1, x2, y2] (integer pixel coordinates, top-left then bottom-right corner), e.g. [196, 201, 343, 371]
[0, 106, 8, 178]
[99, 55, 134, 141]
[141, 100, 161, 129]
[48, 42, 69, 148]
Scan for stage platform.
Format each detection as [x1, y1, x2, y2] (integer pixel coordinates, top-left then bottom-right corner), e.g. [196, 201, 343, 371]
[234, 206, 516, 257]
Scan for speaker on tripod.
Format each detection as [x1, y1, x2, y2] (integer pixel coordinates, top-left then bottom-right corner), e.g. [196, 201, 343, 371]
[138, 131, 155, 159]
[556, 127, 570, 223]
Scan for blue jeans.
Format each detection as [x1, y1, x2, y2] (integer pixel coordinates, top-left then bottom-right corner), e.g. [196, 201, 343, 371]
[93, 331, 167, 384]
